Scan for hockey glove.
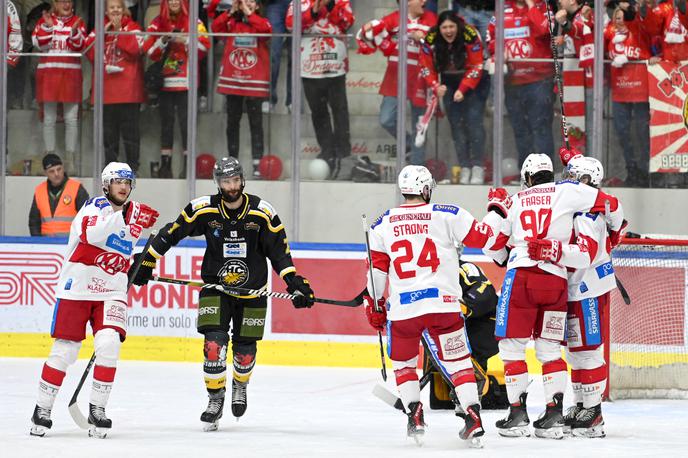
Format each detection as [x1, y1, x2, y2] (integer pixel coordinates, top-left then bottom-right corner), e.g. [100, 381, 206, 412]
[558, 146, 583, 166]
[526, 237, 562, 263]
[363, 296, 387, 331]
[487, 187, 512, 218]
[123, 201, 159, 229]
[129, 252, 156, 286]
[285, 274, 315, 309]
[608, 219, 628, 248]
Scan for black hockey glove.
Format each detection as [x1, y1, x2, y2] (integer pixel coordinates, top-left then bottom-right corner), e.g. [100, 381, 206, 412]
[129, 252, 156, 286]
[285, 274, 315, 309]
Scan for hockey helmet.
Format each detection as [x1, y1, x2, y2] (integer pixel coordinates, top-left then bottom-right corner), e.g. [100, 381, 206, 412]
[213, 157, 244, 186]
[101, 162, 136, 190]
[398, 165, 435, 201]
[520, 153, 553, 187]
[565, 155, 604, 187]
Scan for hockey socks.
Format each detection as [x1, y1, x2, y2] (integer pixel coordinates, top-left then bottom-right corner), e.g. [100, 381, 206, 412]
[37, 363, 65, 410]
[31, 363, 65, 436]
[503, 360, 529, 405]
[542, 359, 568, 404]
[581, 366, 607, 408]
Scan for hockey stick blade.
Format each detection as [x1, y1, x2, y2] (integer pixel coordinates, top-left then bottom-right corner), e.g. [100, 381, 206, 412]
[372, 371, 433, 413]
[68, 354, 96, 429]
[151, 276, 360, 307]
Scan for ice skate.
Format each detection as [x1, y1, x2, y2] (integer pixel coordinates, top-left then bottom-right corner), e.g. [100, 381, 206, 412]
[496, 393, 530, 437]
[201, 389, 225, 432]
[231, 379, 248, 419]
[563, 402, 583, 435]
[88, 403, 112, 439]
[572, 404, 605, 438]
[30, 405, 52, 437]
[459, 404, 485, 448]
[533, 393, 565, 439]
[406, 401, 425, 446]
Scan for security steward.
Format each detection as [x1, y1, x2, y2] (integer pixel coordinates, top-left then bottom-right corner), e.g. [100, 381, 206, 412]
[28, 153, 90, 236]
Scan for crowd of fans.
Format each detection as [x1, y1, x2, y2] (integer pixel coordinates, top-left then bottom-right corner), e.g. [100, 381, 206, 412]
[4, 0, 686, 186]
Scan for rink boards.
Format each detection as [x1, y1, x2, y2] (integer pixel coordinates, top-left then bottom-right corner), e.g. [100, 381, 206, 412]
[1, 237, 686, 373]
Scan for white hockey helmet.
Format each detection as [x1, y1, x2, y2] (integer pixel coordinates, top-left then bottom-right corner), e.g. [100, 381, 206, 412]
[101, 162, 136, 190]
[398, 165, 436, 198]
[520, 153, 553, 186]
[565, 155, 604, 187]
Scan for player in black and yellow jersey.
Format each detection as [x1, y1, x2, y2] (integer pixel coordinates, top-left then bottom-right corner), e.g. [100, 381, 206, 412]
[131, 157, 315, 431]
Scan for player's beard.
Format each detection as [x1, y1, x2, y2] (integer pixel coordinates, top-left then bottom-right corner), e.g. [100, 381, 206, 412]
[220, 188, 243, 203]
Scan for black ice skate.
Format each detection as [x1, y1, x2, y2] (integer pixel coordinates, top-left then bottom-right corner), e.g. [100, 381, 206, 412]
[563, 402, 584, 435]
[30, 405, 53, 437]
[231, 379, 248, 418]
[201, 389, 225, 432]
[459, 404, 485, 448]
[533, 393, 565, 439]
[572, 404, 605, 438]
[495, 392, 530, 437]
[88, 403, 112, 439]
[406, 401, 426, 446]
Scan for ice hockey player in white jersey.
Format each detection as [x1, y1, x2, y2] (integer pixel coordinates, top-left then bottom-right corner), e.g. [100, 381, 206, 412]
[527, 154, 618, 438]
[482, 152, 625, 439]
[363, 165, 503, 448]
[29, 162, 159, 439]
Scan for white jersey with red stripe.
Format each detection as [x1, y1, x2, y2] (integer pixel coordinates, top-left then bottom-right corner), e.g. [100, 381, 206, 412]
[367, 202, 501, 322]
[55, 196, 141, 303]
[485, 180, 624, 279]
[560, 211, 616, 301]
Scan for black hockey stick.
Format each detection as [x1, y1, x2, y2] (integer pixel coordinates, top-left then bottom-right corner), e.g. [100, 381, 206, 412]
[150, 275, 360, 307]
[68, 231, 157, 429]
[362, 214, 388, 382]
[545, 2, 570, 149]
[604, 201, 631, 305]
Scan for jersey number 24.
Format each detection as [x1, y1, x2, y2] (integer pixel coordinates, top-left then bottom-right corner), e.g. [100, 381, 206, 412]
[391, 238, 440, 279]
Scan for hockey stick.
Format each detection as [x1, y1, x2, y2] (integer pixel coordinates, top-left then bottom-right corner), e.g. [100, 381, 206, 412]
[414, 92, 438, 148]
[68, 231, 157, 429]
[150, 275, 360, 307]
[604, 201, 631, 305]
[362, 214, 387, 382]
[545, 3, 570, 149]
[372, 370, 433, 412]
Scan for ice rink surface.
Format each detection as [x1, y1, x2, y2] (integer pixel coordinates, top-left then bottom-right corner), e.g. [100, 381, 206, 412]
[2, 357, 687, 458]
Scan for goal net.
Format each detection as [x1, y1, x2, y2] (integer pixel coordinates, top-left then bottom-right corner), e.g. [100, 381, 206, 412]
[608, 237, 688, 399]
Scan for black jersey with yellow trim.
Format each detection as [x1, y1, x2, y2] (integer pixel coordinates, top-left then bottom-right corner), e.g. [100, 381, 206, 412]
[458, 261, 497, 320]
[147, 192, 296, 291]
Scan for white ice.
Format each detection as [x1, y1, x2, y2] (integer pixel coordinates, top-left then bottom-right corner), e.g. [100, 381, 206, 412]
[1, 357, 687, 458]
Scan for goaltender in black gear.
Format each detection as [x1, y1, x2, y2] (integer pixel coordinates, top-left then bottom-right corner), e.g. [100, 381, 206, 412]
[131, 157, 315, 431]
[426, 260, 509, 411]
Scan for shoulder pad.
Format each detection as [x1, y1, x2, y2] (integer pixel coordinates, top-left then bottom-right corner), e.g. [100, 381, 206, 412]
[432, 204, 459, 215]
[87, 196, 110, 209]
[463, 24, 479, 43]
[556, 179, 580, 185]
[461, 262, 481, 278]
[190, 196, 212, 211]
[371, 210, 390, 229]
[257, 199, 277, 219]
